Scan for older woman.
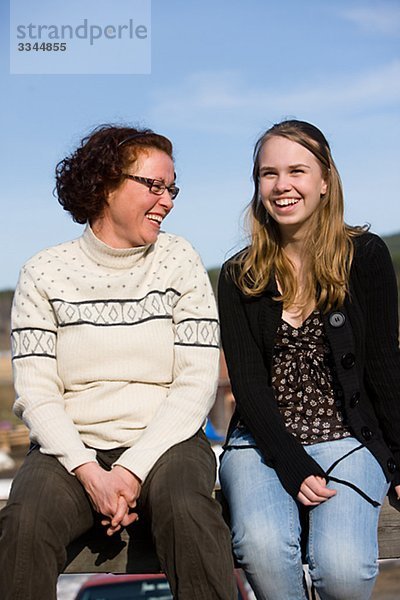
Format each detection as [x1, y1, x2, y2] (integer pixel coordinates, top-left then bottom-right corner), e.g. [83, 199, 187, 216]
[0, 125, 235, 600]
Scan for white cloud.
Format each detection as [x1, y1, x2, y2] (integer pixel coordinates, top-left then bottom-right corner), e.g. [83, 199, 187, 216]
[150, 61, 400, 132]
[339, 4, 400, 35]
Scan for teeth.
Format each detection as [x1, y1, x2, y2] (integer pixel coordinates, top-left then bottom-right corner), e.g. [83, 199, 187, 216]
[275, 198, 299, 207]
[146, 214, 162, 223]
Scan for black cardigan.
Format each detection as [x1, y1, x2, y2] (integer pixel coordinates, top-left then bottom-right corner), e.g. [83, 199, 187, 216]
[218, 232, 400, 498]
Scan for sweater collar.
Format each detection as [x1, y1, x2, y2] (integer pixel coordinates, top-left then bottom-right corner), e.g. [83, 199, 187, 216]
[79, 225, 153, 269]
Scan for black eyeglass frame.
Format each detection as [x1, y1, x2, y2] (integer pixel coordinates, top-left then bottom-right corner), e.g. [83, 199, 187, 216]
[122, 174, 180, 200]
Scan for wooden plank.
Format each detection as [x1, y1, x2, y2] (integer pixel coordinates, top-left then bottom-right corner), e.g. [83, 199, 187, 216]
[378, 494, 400, 559]
[2, 489, 400, 572]
[64, 495, 400, 573]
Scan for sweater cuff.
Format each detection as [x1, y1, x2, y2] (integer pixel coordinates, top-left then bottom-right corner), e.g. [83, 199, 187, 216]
[58, 447, 98, 474]
[113, 450, 150, 483]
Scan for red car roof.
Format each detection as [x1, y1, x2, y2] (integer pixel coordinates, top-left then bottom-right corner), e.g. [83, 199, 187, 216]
[76, 570, 250, 599]
[79, 573, 167, 589]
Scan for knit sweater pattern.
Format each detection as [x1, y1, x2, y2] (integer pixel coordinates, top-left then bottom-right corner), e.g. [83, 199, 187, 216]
[11, 226, 220, 481]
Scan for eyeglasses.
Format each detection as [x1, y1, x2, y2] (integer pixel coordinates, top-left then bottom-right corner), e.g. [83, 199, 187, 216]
[123, 174, 180, 200]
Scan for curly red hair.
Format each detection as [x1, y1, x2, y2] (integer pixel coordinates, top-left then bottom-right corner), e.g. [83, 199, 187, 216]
[55, 125, 174, 224]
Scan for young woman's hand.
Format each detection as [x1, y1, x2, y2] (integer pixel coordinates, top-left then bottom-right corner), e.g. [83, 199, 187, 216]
[297, 475, 336, 506]
[395, 484, 400, 501]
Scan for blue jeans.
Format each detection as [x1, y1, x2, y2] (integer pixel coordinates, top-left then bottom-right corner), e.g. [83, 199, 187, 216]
[219, 428, 390, 600]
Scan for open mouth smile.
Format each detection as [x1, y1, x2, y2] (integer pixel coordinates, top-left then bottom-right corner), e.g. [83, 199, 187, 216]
[146, 213, 163, 225]
[274, 198, 300, 207]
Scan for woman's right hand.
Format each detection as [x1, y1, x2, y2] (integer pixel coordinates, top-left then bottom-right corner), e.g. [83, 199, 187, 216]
[74, 462, 139, 534]
[297, 475, 336, 506]
[74, 462, 121, 515]
[101, 466, 142, 535]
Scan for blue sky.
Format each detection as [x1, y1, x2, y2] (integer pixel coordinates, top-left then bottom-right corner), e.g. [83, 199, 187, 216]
[1, 0, 399, 289]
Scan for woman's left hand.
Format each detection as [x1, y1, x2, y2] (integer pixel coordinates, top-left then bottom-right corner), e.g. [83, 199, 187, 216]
[297, 475, 337, 506]
[101, 466, 142, 535]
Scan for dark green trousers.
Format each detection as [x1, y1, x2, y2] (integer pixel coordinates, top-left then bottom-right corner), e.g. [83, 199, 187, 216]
[0, 431, 235, 600]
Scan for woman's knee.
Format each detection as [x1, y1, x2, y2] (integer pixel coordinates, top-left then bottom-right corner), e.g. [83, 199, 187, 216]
[1, 498, 40, 536]
[228, 516, 306, 599]
[310, 545, 378, 599]
[232, 511, 300, 567]
[152, 478, 217, 528]
[0, 500, 51, 561]
[3, 454, 93, 550]
[1, 485, 93, 584]
[146, 437, 217, 514]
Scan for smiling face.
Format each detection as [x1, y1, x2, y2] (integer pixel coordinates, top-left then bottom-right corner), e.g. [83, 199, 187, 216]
[91, 148, 176, 248]
[258, 135, 328, 241]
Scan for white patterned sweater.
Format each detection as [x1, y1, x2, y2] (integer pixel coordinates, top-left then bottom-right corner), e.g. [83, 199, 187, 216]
[11, 226, 220, 481]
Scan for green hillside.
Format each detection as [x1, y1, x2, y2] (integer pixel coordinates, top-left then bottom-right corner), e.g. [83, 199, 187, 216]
[385, 234, 400, 298]
[0, 290, 13, 352]
[385, 233, 400, 257]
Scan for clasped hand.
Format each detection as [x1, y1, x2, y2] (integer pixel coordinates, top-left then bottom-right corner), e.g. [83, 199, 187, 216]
[74, 462, 141, 535]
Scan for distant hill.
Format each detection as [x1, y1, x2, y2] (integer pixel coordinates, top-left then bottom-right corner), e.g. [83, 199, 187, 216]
[0, 290, 13, 353]
[385, 232, 400, 254]
[0, 232, 399, 352]
[384, 234, 400, 297]
[385, 233, 400, 266]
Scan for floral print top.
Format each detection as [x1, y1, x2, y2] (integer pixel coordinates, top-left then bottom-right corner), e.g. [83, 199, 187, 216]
[272, 311, 351, 445]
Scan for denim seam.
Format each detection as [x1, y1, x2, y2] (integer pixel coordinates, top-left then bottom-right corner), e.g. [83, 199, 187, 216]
[307, 510, 315, 571]
[288, 498, 307, 598]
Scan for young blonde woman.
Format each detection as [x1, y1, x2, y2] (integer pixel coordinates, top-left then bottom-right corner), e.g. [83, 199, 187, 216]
[218, 120, 400, 600]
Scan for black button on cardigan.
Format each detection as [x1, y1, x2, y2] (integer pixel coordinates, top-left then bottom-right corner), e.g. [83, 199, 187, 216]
[341, 353, 355, 369]
[329, 312, 346, 328]
[361, 426, 373, 441]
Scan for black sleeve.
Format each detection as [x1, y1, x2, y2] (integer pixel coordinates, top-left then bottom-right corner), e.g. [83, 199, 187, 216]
[362, 236, 400, 485]
[218, 264, 326, 497]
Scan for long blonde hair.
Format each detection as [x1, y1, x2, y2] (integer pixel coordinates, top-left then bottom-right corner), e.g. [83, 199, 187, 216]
[231, 120, 366, 311]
